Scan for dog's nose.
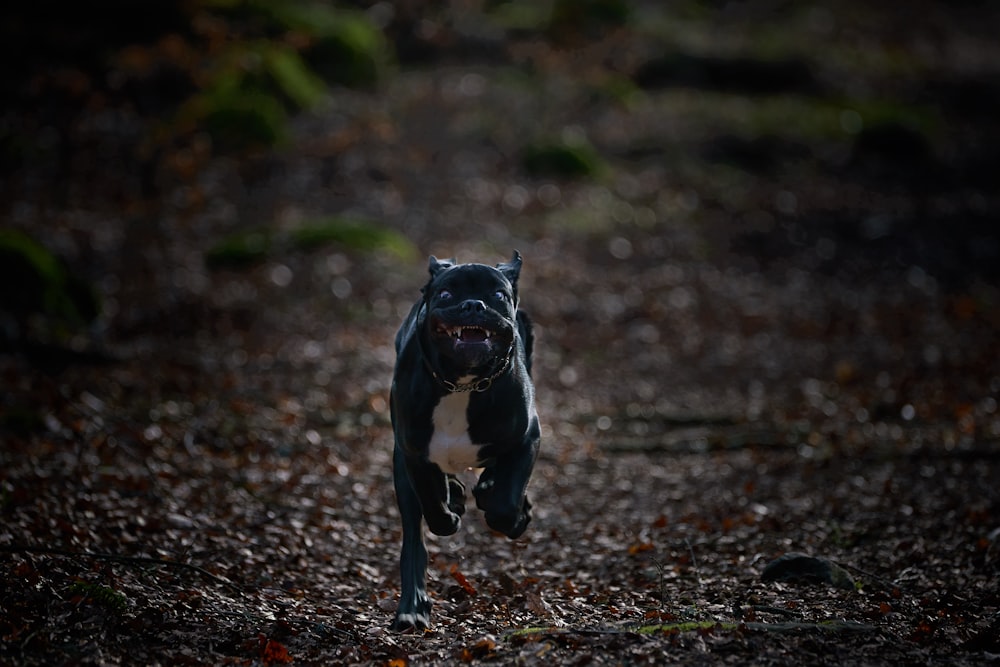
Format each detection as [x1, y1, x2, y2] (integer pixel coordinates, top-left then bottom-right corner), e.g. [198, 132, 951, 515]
[460, 299, 486, 312]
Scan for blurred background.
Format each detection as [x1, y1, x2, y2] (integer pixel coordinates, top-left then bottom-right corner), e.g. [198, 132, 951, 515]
[3, 0, 998, 437]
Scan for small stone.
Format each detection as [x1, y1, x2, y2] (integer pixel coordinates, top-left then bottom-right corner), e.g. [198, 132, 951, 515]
[761, 552, 856, 591]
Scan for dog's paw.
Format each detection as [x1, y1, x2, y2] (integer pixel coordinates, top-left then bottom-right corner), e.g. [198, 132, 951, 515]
[485, 496, 532, 539]
[485, 510, 530, 539]
[392, 589, 432, 633]
[389, 605, 431, 633]
[425, 509, 462, 537]
[473, 481, 533, 538]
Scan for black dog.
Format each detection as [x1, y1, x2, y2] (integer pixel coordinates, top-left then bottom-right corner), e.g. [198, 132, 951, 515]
[389, 251, 540, 632]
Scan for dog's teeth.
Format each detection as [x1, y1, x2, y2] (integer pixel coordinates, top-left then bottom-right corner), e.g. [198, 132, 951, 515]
[444, 325, 493, 341]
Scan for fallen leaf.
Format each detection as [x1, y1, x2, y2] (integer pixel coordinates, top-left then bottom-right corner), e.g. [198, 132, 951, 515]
[450, 564, 477, 596]
[628, 542, 654, 555]
[261, 637, 293, 664]
[459, 636, 497, 662]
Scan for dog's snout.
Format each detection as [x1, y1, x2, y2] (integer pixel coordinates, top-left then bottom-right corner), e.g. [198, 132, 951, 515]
[461, 299, 486, 313]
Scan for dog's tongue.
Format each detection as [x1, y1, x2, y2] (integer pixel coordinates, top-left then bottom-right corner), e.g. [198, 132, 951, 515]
[461, 328, 489, 343]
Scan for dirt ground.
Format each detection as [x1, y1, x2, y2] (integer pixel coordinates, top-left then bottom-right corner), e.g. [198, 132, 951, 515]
[3, 1, 1000, 664]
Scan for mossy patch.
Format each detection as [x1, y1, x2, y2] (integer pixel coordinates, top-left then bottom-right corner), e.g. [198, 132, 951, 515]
[205, 229, 273, 269]
[181, 40, 328, 150]
[522, 140, 605, 179]
[488, 2, 553, 33]
[289, 218, 415, 258]
[166, 1, 393, 150]
[201, 86, 289, 150]
[549, 0, 630, 35]
[489, 0, 630, 36]
[69, 581, 128, 613]
[0, 229, 99, 337]
[205, 218, 415, 269]
[260, 2, 393, 88]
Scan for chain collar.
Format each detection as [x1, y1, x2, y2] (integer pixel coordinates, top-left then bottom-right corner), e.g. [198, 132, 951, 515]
[423, 345, 514, 393]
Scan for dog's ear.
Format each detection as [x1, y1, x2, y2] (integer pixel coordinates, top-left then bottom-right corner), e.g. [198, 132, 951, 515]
[428, 255, 455, 278]
[497, 250, 522, 286]
[422, 256, 455, 296]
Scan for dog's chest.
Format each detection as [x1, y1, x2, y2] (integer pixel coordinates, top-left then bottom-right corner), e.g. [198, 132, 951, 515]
[428, 389, 484, 474]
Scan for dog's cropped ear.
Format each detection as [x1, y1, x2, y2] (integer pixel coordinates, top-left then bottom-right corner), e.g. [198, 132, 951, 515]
[497, 250, 522, 286]
[428, 255, 455, 278]
[422, 256, 455, 296]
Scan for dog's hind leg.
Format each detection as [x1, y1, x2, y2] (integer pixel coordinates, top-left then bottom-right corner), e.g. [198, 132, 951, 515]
[391, 444, 432, 632]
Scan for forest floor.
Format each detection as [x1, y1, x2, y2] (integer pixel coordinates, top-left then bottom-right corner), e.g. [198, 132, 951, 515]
[3, 1, 1000, 664]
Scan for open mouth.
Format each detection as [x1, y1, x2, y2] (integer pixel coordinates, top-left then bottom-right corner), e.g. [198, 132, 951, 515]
[436, 324, 493, 344]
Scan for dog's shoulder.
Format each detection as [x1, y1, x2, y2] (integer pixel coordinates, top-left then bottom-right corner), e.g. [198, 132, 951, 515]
[516, 310, 534, 375]
[395, 301, 425, 354]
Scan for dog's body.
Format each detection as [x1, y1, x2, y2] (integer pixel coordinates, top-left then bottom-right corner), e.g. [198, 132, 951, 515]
[389, 251, 540, 632]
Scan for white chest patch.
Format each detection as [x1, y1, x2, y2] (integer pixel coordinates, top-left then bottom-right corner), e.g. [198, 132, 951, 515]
[428, 387, 484, 474]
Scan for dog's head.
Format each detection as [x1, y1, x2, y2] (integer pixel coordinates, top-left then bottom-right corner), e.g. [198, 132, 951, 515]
[420, 251, 522, 374]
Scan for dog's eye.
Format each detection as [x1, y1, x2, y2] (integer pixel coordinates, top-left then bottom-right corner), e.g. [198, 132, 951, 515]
[438, 289, 452, 300]
[494, 291, 508, 301]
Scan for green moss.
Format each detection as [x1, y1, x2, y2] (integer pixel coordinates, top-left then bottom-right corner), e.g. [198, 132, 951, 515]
[550, 0, 630, 31]
[203, 88, 288, 149]
[488, 2, 554, 32]
[636, 90, 938, 154]
[290, 218, 415, 258]
[261, 44, 327, 109]
[310, 15, 389, 87]
[0, 229, 99, 334]
[260, 2, 392, 88]
[205, 229, 273, 268]
[0, 229, 66, 313]
[636, 621, 735, 634]
[69, 581, 128, 613]
[206, 219, 415, 269]
[522, 140, 604, 178]
[845, 99, 940, 138]
[507, 626, 557, 637]
[188, 39, 337, 150]
[159, 3, 395, 149]
[592, 73, 644, 108]
[490, 0, 629, 35]
[167, 5, 353, 150]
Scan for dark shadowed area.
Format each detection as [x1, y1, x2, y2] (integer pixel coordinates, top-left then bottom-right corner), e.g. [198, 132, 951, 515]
[2, 1, 999, 664]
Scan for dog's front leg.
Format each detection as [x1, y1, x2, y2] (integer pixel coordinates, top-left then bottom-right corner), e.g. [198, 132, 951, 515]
[392, 444, 431, 632]
[392, 446, 464, 631]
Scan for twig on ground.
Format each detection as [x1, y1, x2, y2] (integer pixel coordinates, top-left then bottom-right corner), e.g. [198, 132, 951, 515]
[837, 561, 903, 592]
[749, 605, 801, 619]
[652, 559, 667, 614]
[685, 538, 702, 584]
